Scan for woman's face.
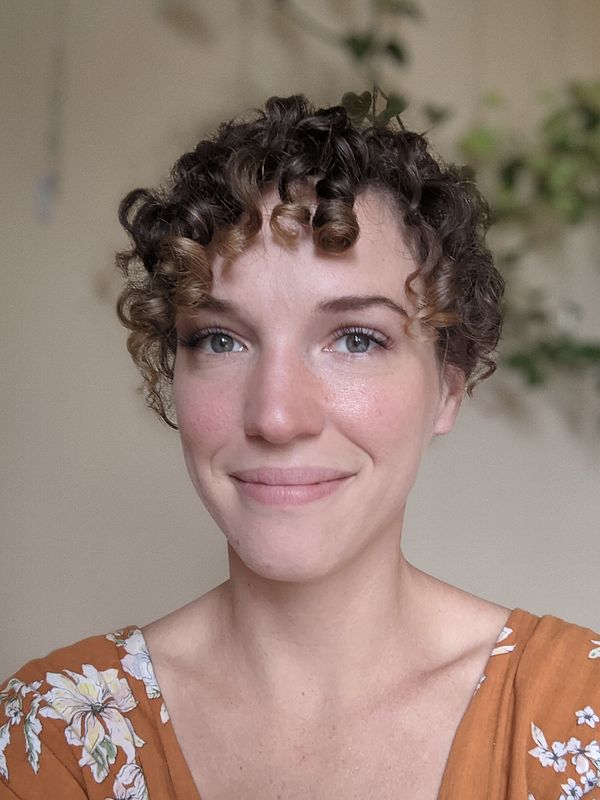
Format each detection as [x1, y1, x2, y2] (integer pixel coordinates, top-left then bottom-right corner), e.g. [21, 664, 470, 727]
[174, 191, 463, 582]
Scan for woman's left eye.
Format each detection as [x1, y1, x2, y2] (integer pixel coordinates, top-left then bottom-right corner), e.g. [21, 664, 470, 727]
[328, 327, 392, 355]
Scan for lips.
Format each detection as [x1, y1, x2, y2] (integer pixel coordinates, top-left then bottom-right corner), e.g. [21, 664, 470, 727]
[230, 469, 354, 507]
[230, 467, 355, 485]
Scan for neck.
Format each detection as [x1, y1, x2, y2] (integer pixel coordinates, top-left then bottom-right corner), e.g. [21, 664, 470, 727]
[214, 534, 432, 718]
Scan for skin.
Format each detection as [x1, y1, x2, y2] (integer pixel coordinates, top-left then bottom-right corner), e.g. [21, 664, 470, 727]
[144, 190, 509, 797]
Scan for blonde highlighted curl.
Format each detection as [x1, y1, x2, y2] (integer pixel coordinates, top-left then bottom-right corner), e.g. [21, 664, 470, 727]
[116, 95, 504, 428]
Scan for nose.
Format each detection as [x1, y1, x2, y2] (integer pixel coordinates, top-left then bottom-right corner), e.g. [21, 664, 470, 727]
[243, 348, 326, 444]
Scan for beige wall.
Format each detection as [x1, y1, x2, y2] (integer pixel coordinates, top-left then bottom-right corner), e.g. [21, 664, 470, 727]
[1, 0, 599, 679]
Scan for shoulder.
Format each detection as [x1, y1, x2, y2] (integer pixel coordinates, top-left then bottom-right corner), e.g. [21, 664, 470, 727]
[514, 612, 600, 796]
[142, 586, 226, 674]
[515, 612, 600, 698]
[3, 627, 129, 686]
[439, 610, 600, 798]
[0, 625, 155, 797]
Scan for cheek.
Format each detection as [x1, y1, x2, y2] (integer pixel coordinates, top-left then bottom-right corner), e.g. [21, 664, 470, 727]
[327, 363, 438, 461]
[174, 372, 240, 455]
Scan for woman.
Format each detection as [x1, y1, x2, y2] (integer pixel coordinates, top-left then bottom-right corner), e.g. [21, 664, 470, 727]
[1, 96, 598, 800]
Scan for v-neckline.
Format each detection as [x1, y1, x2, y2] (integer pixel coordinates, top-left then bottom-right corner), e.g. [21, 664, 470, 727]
[136, 607, 531, 800]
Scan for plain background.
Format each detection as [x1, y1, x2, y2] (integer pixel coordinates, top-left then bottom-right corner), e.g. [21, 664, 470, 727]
[1, 0, 599, 680]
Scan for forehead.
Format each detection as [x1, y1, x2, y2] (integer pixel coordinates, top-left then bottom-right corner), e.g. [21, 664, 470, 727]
[210, 190, 418, 309]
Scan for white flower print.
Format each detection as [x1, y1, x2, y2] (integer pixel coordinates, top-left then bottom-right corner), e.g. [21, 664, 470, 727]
[106, 762, 149, 800]
[4, 695, 24, 726]
[108, 629, 160, 700]
[476, 624, 516, 692]
[491, 626, 517, 657]
[560, 777, 583, 799]
[577, 707, 600, 728]
[160, 701, 170, 724]
[39, 665, 145, 783]
[580, 770, 600, 792]
[566, 737, 600, 775]
[589, 641, 600, 659]
[529, 722, 567, 772]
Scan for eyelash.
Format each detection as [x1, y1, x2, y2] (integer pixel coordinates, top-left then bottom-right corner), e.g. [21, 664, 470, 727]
[332, 326, 392, 352]
[177, 325, 393, 353]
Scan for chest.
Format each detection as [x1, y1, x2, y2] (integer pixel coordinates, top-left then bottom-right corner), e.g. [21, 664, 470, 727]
[165, 675, 470, 800]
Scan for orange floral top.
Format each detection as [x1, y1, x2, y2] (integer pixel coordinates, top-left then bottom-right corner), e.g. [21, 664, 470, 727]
[1, 609, 599, 799]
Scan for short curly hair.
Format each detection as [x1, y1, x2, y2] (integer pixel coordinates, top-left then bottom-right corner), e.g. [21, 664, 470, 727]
[117, 94, 504, 428]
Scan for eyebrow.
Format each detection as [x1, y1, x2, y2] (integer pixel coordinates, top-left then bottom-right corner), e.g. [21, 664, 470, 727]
[317, 295, 408, 318]
[192, 294, 408, 319]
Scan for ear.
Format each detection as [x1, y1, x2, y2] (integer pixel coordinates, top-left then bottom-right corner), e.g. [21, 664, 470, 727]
[433, 364, 465, 436]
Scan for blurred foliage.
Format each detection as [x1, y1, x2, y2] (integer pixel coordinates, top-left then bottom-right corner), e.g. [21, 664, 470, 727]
[276, 0, 600, 397]
[458, 83, 600, 391]
[459, 83, 600, 226]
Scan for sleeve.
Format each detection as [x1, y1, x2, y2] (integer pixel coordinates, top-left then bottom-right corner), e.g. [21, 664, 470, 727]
[0, 629, 154, 800]
[520, 618, 600, 800]
[0, 665, 88, 799]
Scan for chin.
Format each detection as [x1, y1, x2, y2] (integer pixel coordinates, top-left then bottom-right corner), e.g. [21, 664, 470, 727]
[226, 531, 346, 585]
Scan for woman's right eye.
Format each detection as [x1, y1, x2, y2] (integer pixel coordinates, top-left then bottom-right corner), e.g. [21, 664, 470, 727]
[178, 328, 245, 354]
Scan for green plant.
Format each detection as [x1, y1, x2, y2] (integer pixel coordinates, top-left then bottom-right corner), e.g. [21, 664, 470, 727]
[275, 0, 450, 128]
[459, 83, 600, 390]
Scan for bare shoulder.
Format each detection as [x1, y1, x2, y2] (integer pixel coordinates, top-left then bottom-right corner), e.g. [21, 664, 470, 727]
[142, 582, 228, 675]
[408, 567, 512, 672]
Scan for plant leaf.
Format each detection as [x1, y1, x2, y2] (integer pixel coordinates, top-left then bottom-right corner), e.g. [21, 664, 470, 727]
[504, 353, 546, 385]
[341, 91, 372, 120]
[383, 38, 406, 64]
[341, 32, 375, 61]
[374, 0, 422, 18]
[422, 103, 450, 126]
[499, 156, 526, 190]
[375, 93, 408, 124]
[385, 92, 407, 117]
[459, 125, 498, 159]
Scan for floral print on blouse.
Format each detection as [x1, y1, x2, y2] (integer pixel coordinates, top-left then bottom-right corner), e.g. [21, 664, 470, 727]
[1, 611, 599, 799]
[526, 639, 600, 800]
[0, 627, 186, 799]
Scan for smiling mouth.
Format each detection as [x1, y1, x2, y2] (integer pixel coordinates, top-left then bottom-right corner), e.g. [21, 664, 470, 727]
[230, 467, 355, 485]
[230, 473, 354, 506]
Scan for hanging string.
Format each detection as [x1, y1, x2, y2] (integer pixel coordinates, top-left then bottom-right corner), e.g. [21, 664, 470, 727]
[37, 0, 67, 221]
